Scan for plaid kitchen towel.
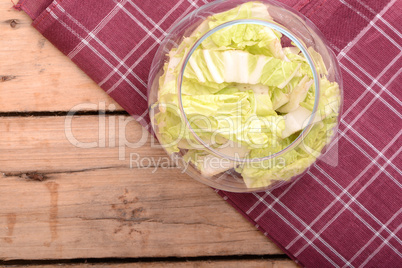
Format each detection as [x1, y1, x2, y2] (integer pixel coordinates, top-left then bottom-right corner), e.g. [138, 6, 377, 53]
[14, 0, 402, 267]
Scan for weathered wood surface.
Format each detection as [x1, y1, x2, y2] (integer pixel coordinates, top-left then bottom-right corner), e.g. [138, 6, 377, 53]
[0, 115, 163, 172]
[0, 116, 284, 260]
[0, 0, 295, 266]
[0, 1, 121, 112]
[0, 168, 281, 260]
[0, 82, 289, 260]
[23, 260, 299, 267]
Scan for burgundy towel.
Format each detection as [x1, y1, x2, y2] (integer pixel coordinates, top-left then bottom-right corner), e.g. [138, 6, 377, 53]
[14, 0, 402, 267]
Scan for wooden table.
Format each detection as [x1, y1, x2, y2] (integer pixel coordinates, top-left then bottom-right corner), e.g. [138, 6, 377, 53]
[0, 2, 297, 267]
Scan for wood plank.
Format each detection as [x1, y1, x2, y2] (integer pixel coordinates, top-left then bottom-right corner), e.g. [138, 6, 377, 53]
[0, 115, 166, 172]
[23, 260, 299, 268]
[0, 2, 122, 112]
[0, 168, 282, 260]
[0, 116, 283, 260]
[0, 1, 292, 264]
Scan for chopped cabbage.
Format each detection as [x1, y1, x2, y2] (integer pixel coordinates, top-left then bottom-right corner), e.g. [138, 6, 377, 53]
[153, 1, 341, 188]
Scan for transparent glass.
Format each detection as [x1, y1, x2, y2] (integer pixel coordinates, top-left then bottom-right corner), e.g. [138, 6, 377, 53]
[148, 0, 343, 193]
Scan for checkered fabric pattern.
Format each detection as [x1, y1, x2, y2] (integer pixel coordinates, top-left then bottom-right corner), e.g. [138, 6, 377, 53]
[14, 0, 401, 267]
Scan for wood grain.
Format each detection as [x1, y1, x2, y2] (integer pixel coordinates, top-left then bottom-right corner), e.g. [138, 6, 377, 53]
[0, 116, 282, 260]
[0, 168, 281, 260]
[0, 0, 293, 264]
[0, 115, 168, 172]
[0, 2, 122, 112]
[23, 260, 299, 267]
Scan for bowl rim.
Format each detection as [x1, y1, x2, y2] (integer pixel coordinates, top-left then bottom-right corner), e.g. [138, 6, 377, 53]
[176, 18, 321, 163]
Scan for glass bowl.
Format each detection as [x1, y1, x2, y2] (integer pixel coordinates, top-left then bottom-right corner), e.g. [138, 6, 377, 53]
[147, 0, 343, 192]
